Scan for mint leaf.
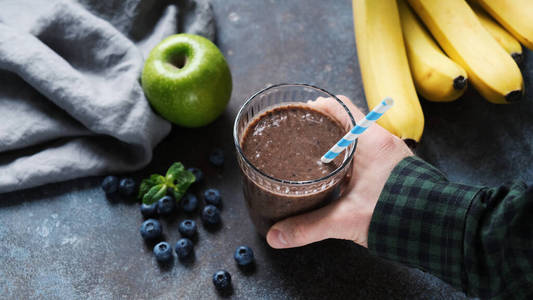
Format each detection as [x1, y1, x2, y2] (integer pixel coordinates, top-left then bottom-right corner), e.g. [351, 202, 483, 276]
[138, 174, 165, 200]
[142, 183, 167, 205]
[165, 162, 185, 183]
[137, 162, 195, 205]
[165, 162, 195, 201]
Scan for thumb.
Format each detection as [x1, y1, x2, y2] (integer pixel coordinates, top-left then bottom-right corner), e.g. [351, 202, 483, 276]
[266, 201, 345, 249]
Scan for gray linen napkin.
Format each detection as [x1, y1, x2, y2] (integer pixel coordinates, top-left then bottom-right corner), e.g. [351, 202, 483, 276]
[0, 0, 215, 193]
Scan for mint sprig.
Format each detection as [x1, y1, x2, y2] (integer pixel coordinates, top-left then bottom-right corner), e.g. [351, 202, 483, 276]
[138, 162, 195, 205]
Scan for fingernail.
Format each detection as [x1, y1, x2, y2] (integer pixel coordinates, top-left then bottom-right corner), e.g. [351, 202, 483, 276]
[272, 229, 288, 246]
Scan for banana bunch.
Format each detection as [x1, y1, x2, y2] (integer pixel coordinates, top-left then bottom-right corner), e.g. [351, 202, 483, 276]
[352, 0, 532, 142]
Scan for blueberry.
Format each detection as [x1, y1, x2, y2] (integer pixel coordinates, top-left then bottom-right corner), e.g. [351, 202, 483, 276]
[209, 148, 224, 167]
[202, 205, 221, 226]
[181, 193, 198, 213]
[178, 219, 197, 238]
[101, 176, 119, 195]
[187, 167, 204, 183]
[175, 238, 194, 259]
[212, 270, 231, 290]
[140, 219, 162, 241]
[118, 177, 136, 196]
[234, 246, 254, 267]
[140, 202, 158, 218]
[157, 195, 175, 216]
[153, 241, 173, 263]
[204, 188, 221, 206]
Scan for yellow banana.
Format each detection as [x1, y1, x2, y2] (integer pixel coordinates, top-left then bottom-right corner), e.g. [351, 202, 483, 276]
[476, 0, 533, 50]
[470, 2, 523, 64]
[398, 0, 467, 102]
[408, 0, 523, 104]
[352, 0, 424, 142]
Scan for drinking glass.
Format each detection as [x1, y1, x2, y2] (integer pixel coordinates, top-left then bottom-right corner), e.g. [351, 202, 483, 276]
[233, 83, 356, 235]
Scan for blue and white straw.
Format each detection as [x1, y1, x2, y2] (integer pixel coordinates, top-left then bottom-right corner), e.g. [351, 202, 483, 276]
[321, 97, 394, 163]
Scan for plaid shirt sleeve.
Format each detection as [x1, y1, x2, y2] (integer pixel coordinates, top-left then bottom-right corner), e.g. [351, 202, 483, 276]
[368, 156, 533, 299]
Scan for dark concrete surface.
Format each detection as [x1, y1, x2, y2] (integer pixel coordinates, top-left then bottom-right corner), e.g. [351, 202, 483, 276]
[1, 0, 532, 299]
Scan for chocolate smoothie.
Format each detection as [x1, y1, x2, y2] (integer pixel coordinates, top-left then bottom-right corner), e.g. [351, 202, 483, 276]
[239, 104, 352, 235]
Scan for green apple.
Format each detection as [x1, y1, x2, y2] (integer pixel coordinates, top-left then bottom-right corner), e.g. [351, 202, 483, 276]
[141, 34, 232, 127]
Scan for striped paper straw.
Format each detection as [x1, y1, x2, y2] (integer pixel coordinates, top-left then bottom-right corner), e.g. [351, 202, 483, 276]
[321, 97, 394, 163]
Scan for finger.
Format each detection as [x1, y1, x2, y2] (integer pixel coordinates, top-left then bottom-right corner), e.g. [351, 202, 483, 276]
[336, 95, 398, 144]
[336, 95, 366, 120]
[335, 95, 397, 145]
[309, 95, 365, 124]
[309, 94, 405, 160]
[266, 201, 346, 249]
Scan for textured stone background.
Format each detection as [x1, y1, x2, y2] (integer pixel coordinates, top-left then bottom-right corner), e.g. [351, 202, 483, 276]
[1, 0, 531, 299]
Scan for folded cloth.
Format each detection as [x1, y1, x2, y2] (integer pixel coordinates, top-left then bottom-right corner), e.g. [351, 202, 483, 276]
[0, 0, 215, 193]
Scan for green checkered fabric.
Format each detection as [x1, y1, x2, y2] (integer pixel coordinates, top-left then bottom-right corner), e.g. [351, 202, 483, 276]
[368, 156, 533, 299]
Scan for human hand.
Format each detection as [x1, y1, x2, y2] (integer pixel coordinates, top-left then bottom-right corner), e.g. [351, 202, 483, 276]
[266, 95, 413, 248]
